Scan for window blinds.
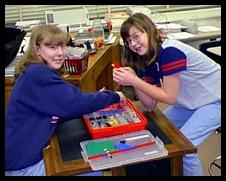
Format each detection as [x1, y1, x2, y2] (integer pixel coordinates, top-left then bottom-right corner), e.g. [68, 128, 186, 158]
[5, 5, 220, 25]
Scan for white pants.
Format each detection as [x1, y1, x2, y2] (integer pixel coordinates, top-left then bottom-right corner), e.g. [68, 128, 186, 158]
[163, 101, 221, 176]
[5, 159, 46, 176]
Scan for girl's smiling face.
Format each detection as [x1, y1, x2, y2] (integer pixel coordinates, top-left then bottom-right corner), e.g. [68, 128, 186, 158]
[37, 43, 66, 70]
[126, 26, 149, 56]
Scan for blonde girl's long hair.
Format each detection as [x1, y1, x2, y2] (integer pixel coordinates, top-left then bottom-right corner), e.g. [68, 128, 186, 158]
[120, 13, 163, 71]
[15, 24, 70, 79]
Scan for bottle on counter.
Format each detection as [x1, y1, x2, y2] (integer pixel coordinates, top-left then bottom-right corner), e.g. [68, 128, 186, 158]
[92, 19, 105, 49]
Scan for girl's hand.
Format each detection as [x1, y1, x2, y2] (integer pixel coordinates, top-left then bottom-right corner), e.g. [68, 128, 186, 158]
[121, 66, 136, 75]
[113, 67, 138, 86]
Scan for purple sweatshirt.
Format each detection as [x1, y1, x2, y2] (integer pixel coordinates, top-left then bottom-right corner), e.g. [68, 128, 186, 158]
[5, 64, 120, 170]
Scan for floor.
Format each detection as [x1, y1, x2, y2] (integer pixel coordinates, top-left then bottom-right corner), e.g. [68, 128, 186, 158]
[198, 131, 221, 176]
[157, 102, 221, 176]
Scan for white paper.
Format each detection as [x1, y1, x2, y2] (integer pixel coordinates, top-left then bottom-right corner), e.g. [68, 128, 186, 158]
[198, 26, 221, 32]
[156, 23, 185, 30]
[207, 47, 221, 56]
[5, 66, 15, 76]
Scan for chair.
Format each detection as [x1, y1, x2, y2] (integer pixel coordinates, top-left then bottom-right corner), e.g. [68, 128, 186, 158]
[208, 127, 221, 176]
[5, 26, 27, 68]
[199, 40, 221, 66]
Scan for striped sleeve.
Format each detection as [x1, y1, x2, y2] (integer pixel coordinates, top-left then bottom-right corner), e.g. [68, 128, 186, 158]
[159, 47, 187, 76]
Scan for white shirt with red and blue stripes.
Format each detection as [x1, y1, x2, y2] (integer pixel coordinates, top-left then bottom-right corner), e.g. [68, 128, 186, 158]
[139, 39, 221, 109]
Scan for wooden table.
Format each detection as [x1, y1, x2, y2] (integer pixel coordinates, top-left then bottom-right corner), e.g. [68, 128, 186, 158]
[43, 105, 196, 176]
[207, 46, 221, 56]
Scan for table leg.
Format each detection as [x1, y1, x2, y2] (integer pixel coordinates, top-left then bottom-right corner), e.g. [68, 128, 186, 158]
[111, 167, 126, 176]
[170, 156, 183, 176]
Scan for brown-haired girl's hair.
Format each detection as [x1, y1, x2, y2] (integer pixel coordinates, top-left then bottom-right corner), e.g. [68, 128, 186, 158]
[120, 13, 163, 71]
[15, 24, 70, 79]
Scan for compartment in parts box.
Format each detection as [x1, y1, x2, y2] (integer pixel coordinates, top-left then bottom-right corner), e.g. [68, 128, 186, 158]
[80, 130, 168, 171]
[83, 99, 148, 139]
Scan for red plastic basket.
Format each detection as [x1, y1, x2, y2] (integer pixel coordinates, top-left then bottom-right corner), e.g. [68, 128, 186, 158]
[64, 53, 88, 75]
[83, 98, 148, 139]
